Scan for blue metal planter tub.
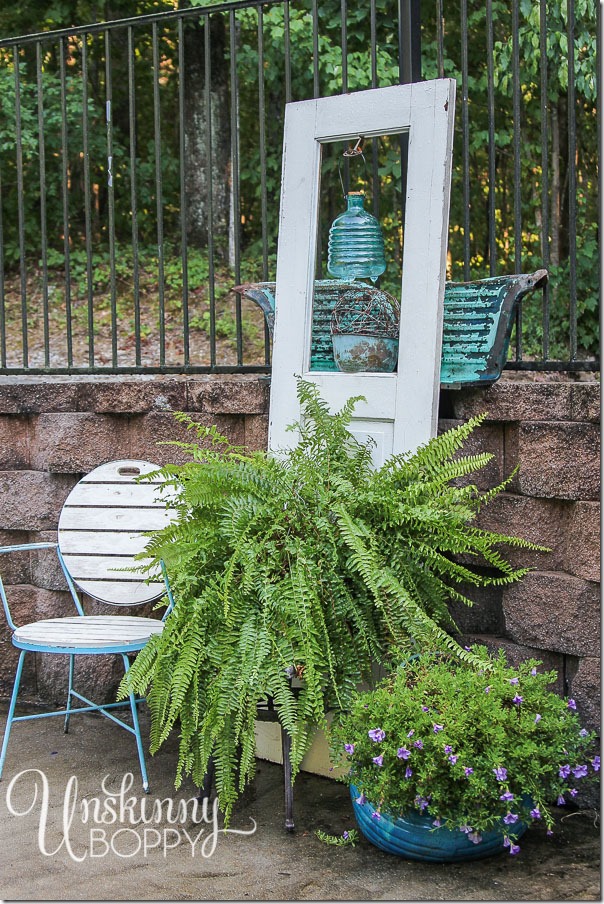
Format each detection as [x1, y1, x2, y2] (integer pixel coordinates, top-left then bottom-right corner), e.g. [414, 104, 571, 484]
[350, 786, 528, 862]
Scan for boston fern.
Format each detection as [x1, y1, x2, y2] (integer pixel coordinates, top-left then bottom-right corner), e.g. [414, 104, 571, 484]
[120, 380, 541, 823]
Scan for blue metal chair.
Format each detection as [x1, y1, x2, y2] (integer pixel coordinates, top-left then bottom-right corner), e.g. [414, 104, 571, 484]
[0, 459, 176, 792]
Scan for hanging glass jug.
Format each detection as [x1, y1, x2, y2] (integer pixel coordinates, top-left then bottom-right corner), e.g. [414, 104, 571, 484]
[327, 139, 387, 281]
[327, 191, 387, 281]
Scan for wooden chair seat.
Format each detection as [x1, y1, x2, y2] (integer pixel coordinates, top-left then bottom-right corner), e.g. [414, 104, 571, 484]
[13, 615, 165, 653]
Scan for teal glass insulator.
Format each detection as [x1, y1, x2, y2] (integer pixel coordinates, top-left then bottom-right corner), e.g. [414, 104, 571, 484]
[327, 192, 386, 281]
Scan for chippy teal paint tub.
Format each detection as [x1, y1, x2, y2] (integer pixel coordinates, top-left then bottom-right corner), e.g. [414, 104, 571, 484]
[350, 786, 528, 862]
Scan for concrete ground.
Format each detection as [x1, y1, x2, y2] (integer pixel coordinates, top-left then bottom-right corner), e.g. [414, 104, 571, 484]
[0, 703, 600, 902]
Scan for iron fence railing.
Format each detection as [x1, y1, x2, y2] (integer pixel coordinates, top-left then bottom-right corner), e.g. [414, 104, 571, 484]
[433, 0, 598, 372]
[0, 0, 598, 374]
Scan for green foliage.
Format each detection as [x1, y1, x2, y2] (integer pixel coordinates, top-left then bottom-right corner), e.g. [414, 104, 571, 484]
[0, 16, 182, 259]
[545, 226, 600, 359]
[120, 380, 543, 824]
[332, 648, 598, 845]
[0, 0, 598, 359]
[510, 218, 599, 361]
[419, 0, 599, 361]
[315, 828, 359, 847]
[2, 242, 262, 361]
[0, 62, 109, 263]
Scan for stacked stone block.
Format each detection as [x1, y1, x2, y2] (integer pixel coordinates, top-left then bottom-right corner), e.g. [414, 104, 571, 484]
[446, 380, 600, 733]
[0, 375, 599, 739]
[0, 375, 270, 704]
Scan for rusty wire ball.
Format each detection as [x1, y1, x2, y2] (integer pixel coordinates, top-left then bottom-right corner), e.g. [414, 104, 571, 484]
[330, 287, 400, 338]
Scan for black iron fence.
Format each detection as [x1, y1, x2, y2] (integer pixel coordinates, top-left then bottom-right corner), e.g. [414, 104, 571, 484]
[0, 0, 598, 374]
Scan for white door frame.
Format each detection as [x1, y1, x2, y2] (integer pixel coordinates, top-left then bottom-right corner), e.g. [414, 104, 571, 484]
[269, 79, 456, 462]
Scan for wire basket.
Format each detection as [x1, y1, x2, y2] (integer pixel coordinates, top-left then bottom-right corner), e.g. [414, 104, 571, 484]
[330, 287, 400, 339]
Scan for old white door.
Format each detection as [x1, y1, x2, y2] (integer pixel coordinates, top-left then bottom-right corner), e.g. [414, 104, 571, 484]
[268, 80, 456, 465]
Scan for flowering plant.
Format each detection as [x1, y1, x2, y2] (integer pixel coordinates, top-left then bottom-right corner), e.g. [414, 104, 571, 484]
[332, 648, 599, 855]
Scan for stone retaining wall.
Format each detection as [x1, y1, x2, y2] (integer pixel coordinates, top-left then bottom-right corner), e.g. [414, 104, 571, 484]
[0, 375, 599, 735]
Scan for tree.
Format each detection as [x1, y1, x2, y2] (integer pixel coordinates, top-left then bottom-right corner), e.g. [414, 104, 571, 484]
[180, 7, 230, 258]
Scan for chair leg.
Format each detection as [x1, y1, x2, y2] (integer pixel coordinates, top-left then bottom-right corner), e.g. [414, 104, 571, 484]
[281, 724, 295, 832]
[0, 650, 26, 781]
[64, 654, 74, 734]
[121, 654, 150, 794]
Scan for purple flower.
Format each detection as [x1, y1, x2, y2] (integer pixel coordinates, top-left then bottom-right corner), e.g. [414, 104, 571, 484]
[572, 764, 588, 779]
[368, 728, 386, 742]
[500, 791, 515, 802]
[421, 706, 430, 712]
[404, 766, 413, 779]
[509, 843, 521, 855]
[444, 745, 453, 754]
[355, 792, 367, 805]
[373, 755, 384, 767]
[531, 667, 537, 676]
[503, 835, 510, 847]
[559, 764, 571, 779]
[567, 699, 577, 710]
[459, 825, 473, 835]
[509, 677, 519, 685]
[468, 832, 482, 845]
[503, 812, 519, 825]
[484, 686, 491, 694]
[414, 795, 429, 812]
[432, 818, 442, 827]
[546, 829, 554, 836]
[342, 831, 349, 840]
[493, 766, 508, 782]
[397, 746, 411, 760]
[569, 788, 578, 797]
[557, 795, 566, 806]
[592, 756, 600, 772]
[371, 811, 381, 820]
[530, 807, 541, 820]
[513, 694, 523, 705]
[433, 723, 444, 733]
[580, 728, 589, 737]
[344, 743, 355, 755]
[413, 739, 424, 749]
[407, 729, 415, 738]
[464, 766, 474, 777]
[448, 754, 459, 765]
[535, 714, 542, 724]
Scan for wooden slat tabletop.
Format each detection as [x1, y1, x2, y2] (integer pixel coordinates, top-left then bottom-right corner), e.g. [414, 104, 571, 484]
[58, 460, 177, 606]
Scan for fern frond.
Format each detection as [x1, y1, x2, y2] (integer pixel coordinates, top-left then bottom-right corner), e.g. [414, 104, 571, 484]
[126, 382, 541, 824]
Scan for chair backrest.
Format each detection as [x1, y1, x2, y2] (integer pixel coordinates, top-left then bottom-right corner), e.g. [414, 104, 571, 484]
[57, 460, 175, 606]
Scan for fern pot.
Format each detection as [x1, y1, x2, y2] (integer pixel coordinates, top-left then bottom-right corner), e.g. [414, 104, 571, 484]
[350, 786, 528, 862]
